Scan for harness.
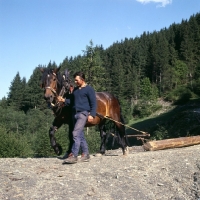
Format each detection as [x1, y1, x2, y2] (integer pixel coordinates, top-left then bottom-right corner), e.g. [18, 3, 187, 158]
[46, 70, 72, 116]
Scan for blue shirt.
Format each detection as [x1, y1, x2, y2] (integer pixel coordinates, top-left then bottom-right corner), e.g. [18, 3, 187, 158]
[65, 85, 97, 117]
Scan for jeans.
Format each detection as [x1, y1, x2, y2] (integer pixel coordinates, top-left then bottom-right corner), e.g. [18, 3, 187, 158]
[71, 111, 89, 157]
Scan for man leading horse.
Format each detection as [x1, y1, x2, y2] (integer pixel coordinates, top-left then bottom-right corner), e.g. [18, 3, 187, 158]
[57, 71, 97, 164]
[40, 67, 129, 160]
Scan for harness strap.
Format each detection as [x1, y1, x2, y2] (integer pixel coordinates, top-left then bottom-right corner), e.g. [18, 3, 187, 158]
[45, 86, 57, 95]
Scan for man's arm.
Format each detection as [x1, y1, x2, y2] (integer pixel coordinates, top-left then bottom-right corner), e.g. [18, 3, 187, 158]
[87, 87, 97, 118]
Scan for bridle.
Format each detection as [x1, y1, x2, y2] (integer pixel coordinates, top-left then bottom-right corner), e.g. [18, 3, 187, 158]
[44, 72, 58, 97]
[43, 70, 73, 113]
[45, 86, 57, 95]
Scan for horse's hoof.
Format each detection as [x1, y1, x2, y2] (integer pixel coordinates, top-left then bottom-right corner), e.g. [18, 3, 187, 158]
[123, 147, 129, 156]
[95, 152, 105, 157]
[53, 144, 63, 156]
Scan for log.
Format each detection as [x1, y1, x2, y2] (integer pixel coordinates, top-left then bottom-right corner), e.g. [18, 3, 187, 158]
[143, 135, 200, 151]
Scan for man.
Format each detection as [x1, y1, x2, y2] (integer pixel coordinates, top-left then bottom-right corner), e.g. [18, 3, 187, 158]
[57, 71, 97, 164]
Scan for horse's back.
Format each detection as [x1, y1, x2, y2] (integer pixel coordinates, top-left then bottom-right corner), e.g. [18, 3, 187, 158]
[85, 92, 121, 126]
[96, 92, 121, 119]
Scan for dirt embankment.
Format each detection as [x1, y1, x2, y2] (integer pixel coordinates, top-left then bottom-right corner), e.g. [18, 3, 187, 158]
[0, 145, 200, 200]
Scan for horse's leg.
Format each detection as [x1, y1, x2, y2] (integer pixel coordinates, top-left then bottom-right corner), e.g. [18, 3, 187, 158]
[115, 114, 129, 155]
[66, 123, 74, 153]
[60, 127, 73, 159]
[49, 119, 74, 157]
[49, 124, 63, 155]
[98, 122, 107, 155]
[115, 124, 129, 155]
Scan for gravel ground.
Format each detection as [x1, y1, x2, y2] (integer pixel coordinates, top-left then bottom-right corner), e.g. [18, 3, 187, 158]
[0, 145, 200, 200]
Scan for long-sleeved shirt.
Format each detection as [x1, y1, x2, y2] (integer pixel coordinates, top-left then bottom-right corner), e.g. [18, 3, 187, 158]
[65, 85, 97, 117]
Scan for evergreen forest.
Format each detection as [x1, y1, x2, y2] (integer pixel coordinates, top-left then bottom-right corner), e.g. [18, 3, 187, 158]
[1, 12, 200, 158]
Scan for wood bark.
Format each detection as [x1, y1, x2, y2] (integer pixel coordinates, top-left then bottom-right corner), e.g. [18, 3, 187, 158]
[143, 135, 200, 151]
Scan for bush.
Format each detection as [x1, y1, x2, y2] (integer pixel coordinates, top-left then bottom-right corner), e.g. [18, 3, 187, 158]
[32, 125, 82, 157]
[132, 101, 162, 118]
[32, 131, 53, 157]
[85, 127, 101, 153]
[165, 86, 192, 104]
[193, 80, 200, 96]
[0, 125, 33, 158]
[150, 125, 169, 140]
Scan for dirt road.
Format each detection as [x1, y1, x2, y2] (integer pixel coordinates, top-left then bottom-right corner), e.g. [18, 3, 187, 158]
[0, 145, 200, 200]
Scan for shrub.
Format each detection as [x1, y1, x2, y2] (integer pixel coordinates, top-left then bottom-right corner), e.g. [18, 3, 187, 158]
[165, 86, 192, 104]
[0, 125, 33, 158]
[132, 101, 162, 118]
[151, 125, 169, 140]
[85, 127, 101, 153]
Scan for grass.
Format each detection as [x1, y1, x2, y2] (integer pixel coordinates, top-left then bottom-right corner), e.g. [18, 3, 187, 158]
[125, 98, 200, 144]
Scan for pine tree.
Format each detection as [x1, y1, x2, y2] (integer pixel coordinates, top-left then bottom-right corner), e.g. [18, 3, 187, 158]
[81, 40, 107, 91]
[7, 72, 26, 111]
[24, 66, 47, 111]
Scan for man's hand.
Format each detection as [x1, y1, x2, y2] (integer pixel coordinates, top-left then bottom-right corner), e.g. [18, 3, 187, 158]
[57, 96, 65, 103]
[87, 115, 94, 123]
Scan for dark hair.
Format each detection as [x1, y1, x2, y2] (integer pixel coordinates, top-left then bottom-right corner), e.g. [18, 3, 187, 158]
[73, 71, 85, 80]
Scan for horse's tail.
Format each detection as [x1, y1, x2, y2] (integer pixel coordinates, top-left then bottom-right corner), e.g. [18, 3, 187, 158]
[115, 96, 124, 123]
[116, 96, 130, 147]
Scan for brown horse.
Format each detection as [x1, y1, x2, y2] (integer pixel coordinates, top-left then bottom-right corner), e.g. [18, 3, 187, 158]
[40, 67, 129, 156]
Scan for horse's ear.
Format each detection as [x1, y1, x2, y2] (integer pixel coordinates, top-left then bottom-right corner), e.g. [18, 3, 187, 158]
[54, 66, 61, 74]
[64, 69, 70, 77]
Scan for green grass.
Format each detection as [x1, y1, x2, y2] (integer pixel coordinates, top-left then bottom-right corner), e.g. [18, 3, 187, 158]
[125, 98, 200, 144]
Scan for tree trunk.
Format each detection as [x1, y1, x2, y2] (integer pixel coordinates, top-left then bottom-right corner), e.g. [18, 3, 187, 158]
[143, 135, 200, 151]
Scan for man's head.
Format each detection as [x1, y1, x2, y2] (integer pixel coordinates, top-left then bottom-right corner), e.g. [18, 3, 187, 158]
[73, 71, 86, 87]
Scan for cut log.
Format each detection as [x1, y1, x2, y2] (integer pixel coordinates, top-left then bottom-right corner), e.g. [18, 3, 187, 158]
[143, 135, 200, 151]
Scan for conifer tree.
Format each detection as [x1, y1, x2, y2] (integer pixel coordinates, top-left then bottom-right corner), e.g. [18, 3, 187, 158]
[24, 66, 47, 111]
[81, 40, 107, 91]
[7, 72, 26, 111]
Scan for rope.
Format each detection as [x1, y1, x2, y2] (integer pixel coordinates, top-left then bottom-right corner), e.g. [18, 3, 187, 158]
[109, 132, 150, 137]
[99, 114, 148, 135]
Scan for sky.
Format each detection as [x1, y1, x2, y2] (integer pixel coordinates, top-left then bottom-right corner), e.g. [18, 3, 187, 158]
[0, 0, 200, 99]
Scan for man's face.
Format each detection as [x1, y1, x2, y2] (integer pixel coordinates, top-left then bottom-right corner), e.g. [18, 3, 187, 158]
[74, 75, 84, 87]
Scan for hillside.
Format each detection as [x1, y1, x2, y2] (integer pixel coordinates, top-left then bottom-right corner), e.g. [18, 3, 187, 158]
[126, 98, 200, 146]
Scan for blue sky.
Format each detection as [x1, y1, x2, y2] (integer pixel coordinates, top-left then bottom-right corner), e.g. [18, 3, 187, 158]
[0, 0, 200, 99]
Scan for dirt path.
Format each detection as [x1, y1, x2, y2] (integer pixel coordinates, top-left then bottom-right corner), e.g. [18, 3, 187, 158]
[0, 145, 200, 200]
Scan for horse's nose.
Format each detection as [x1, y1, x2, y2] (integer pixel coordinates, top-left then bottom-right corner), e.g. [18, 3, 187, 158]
[44, 95, 48, 100]
[44, 94, 53, 101]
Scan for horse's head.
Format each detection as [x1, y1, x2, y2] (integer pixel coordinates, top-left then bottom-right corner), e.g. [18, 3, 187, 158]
[62, 69, 73, 93]
[40, 67, 72, 104]
[40, 66, 62, 104]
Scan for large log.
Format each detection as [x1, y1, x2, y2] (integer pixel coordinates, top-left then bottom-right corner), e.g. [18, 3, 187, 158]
[143, 135, 200, 151]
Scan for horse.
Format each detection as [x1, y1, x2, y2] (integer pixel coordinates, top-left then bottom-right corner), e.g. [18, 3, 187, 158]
[40, 66, 129, 156]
